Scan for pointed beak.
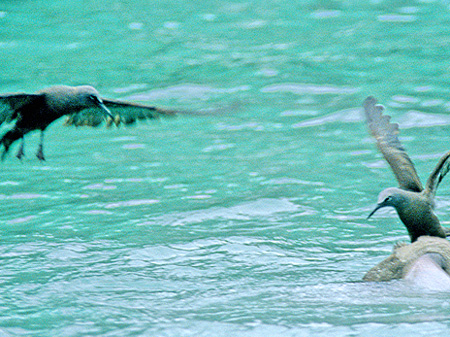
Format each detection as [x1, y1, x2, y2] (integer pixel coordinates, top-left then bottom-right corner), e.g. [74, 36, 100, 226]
[97, 101, 114, 119]
[367, 203, 384, 219]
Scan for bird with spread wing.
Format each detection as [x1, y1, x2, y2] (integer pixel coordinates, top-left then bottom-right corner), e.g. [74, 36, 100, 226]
[0, 85, 176, 161]
[364, 96, 450, 242]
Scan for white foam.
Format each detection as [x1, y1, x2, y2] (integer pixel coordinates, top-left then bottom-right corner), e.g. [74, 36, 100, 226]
[125, 84, 251, 101]
[311, 10, 342, 19]
[104, 199, 160, 209]
[377, 14, 417, 22]
[261, 83, 359, 95]
[292, 108, 362, 128]
[157, 198, 300, 226]
[397, 111, 450, 128]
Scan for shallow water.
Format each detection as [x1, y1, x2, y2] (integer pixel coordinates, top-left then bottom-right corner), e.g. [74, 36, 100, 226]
[1, 1, 450, 336]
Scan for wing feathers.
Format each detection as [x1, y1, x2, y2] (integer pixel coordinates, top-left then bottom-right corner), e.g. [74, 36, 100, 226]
[0, 93, 41, 125]
[363, 96, 424, 192]
[64, 98, 177, 127]
[425, 150, 450, 198]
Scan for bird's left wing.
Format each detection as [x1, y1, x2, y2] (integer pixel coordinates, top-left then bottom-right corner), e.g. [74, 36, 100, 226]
[364, 96, 424, 192]
[0, 93, 40, 125]
[64, 98, 177, 127]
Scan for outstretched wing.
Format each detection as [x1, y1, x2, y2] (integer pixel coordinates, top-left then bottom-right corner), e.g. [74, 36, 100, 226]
[103, 98, 177, 125]
[363, 96, 423, 192]
[64, 98, 177, 127]
[424, 150, 450, 198]
[0, 93, 40, 125]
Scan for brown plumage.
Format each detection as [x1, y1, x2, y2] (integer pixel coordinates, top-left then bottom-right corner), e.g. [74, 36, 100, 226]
[364, 96, 450, 242]
[0, 85, 176, 161]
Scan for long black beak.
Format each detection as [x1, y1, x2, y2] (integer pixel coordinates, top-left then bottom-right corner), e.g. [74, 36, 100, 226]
[91, 95, 114, 119]
[367, 203, 384, 219]
[97, 101, 114, 119]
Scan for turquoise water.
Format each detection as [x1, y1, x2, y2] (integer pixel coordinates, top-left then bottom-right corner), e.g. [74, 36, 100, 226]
[2, 0, 450, 336]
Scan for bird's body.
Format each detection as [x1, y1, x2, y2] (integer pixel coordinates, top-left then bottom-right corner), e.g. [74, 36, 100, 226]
[364, 96, 450, 242]
[0, 85, 176, 160]
[380, 187, 446, 241]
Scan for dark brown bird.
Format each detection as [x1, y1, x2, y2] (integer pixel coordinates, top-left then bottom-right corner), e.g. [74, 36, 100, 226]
[364, 96, 450, 242]
[0, 85, 175, 161]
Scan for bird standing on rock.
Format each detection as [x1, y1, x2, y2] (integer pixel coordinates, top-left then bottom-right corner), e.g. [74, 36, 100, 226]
[0, 85, 176, 161]
[364, 96, 450, 242]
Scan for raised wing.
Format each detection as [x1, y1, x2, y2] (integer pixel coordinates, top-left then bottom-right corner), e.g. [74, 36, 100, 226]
[0, 93, 40, 125]
[64, 98, 177, 127]
[424, 150, 450, 198]
[363, 96, 423, 192]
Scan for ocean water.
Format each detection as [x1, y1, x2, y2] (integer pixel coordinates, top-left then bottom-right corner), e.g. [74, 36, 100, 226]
[1, 0, 450, 336]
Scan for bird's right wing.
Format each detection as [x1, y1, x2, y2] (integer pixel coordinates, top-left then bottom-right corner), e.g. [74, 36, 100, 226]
[0, 93, 40, 125]
[363, 96, 424, 192]
[64, 98, 177, 127]
[424, 150, 450, 198]
[103, 98, 177, 125]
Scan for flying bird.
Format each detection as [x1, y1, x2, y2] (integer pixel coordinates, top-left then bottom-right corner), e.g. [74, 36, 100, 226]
[364, 96, 450, 242]
[0, 85, 176, 161]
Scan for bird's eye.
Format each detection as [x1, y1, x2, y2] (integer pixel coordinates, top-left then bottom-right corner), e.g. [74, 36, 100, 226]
[384, 196, 392, 202]
[88, 94, 103, 105]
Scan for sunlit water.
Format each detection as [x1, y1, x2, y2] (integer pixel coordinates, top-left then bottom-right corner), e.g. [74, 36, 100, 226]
[1, 1, 450, 336]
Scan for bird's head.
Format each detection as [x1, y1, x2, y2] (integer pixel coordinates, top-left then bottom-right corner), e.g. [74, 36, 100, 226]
[76, 86, 114, 119]
[367, 187, 407, 219]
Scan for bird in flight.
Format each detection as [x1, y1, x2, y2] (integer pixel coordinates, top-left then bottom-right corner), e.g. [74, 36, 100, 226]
[0, 85, 176, 161]
[364, 96, 450, 242]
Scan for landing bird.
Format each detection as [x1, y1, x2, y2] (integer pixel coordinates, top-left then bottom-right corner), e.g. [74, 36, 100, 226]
[0, 85, 176, 161]
[364, 96, 450, 242]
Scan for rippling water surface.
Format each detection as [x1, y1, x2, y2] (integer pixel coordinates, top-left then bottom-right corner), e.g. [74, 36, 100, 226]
[2, 1, 450, 336]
